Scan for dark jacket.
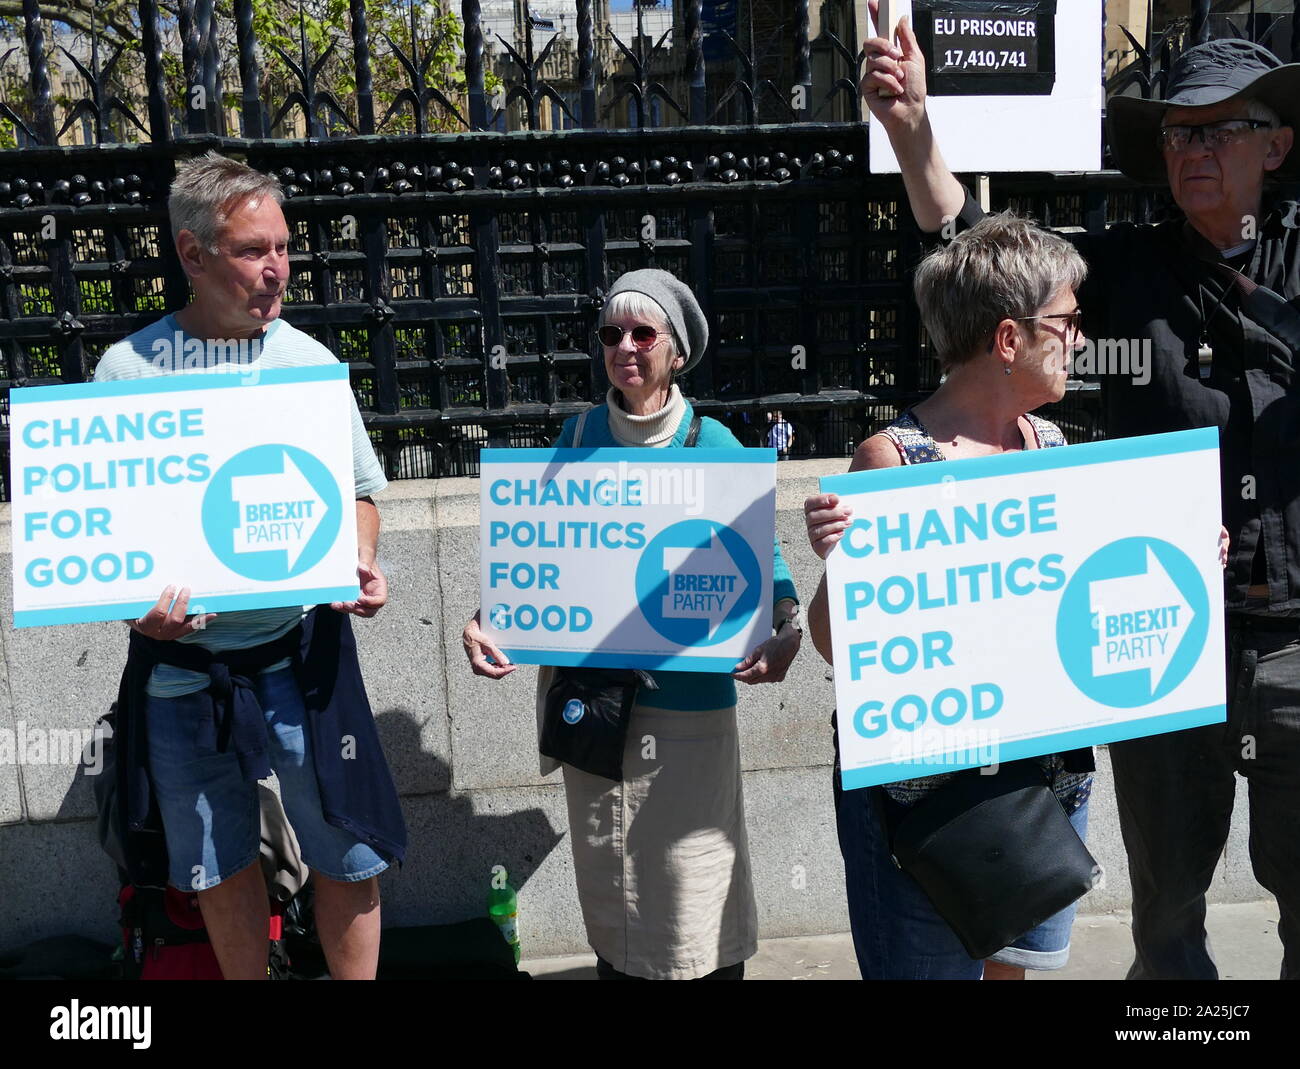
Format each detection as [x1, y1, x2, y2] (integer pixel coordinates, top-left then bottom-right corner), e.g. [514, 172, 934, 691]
[943, 189, 1300, 614]
[112, 607, 406, 888]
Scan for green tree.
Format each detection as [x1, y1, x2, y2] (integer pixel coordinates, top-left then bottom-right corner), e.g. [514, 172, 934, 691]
[244, 0, 477, 135]
[0, 0, 487, 142]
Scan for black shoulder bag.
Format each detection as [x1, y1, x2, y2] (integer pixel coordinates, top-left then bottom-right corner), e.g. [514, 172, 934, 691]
[538, 410, 702, 780]
[877, 759, 1098, 961]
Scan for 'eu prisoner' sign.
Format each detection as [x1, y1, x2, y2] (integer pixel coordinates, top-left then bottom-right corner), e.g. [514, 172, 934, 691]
[869, 0, 1100, 173]
[918, 1, 1056, 94]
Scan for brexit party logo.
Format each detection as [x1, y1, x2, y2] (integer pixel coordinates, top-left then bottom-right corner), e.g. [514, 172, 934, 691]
[635, 519, 761, 646]
[1056, 537, 1209, 707]
[201, 444, 342, 580]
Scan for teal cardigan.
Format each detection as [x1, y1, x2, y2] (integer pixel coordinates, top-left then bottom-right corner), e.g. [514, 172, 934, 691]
[555, 399, 799, 712]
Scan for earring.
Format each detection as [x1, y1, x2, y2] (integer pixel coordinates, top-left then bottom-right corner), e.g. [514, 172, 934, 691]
[1004, 365, 1013, 376]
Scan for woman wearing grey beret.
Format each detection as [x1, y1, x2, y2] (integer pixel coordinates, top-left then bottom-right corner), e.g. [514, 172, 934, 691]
[463, 268, 802, 979]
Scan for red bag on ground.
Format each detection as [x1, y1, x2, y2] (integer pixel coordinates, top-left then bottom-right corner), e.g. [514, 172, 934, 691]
[118, 885, 287, 980]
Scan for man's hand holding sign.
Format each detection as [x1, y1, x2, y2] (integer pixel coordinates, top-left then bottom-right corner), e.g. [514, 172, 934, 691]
[128, 585, 217, 640]
[329, 498, 388, 618]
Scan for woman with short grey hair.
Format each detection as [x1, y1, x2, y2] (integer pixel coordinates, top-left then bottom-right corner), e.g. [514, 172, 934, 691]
[804, 212, 1096, 979]
[806, 212, 1227, 978]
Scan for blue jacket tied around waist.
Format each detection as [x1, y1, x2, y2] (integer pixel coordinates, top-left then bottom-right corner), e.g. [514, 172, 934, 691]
[112, 607, 407, 887]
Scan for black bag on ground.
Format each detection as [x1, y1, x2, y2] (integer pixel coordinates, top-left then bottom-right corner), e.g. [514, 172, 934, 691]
[539, 666, 658, 781]
[882, 759, 1098, 961]
[0, 936, 116, 981]
[91, 706, 315, 978]
[378, 919, 529, 980]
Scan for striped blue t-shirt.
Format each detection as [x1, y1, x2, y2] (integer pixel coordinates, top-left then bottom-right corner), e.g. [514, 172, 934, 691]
[94, 314, 387, 697]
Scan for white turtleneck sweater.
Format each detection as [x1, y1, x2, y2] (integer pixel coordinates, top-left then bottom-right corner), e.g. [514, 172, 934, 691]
[604, 385, 686, 448]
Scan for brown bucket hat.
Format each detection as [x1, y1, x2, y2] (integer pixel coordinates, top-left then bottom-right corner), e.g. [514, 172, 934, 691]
[1107, 38, 1300, 185]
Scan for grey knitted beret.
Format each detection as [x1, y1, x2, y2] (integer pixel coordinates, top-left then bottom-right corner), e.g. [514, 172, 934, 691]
[604, 269, 709, 374]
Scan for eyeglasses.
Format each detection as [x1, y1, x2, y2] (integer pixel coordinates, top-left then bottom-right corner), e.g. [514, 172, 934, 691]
[596, 324, 671, 349]
[1016, 308, 1083, 339]
[1157, 119, 1274, 153]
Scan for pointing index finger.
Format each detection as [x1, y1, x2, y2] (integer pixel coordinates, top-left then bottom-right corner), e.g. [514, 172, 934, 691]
[873, 0, 901, 41]
[897, 14, 922, 59]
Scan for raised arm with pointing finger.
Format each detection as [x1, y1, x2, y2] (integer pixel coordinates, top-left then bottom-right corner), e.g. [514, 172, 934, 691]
[860, 0, 965, 232]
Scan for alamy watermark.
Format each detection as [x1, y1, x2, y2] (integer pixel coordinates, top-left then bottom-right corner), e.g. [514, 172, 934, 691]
[888, 727, 1002, 771]
[50, 1000, 150, 1048]
[591, 459, 705, 516]
[150, 331, 264, 385]
[0, 721, 107, 775]
[1065, 337, 1151, 385]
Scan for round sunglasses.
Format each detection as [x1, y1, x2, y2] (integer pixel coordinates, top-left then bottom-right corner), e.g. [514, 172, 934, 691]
[596, 324, 672, 349]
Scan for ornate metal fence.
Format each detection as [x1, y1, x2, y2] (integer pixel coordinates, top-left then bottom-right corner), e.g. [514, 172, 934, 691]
[0, 0, 1296, 498]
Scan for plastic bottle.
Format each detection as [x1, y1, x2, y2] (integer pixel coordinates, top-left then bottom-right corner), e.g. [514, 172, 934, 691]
[488, 869, 520, 964]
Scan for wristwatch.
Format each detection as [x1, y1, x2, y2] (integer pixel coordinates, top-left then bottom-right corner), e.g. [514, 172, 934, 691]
[777, 605, 804, 636]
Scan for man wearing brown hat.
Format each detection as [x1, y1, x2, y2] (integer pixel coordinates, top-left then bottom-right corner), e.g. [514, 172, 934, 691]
[861, 0, 1298, 980]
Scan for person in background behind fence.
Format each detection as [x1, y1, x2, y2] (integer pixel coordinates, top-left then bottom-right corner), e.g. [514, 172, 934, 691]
[767, 410, 794, 459]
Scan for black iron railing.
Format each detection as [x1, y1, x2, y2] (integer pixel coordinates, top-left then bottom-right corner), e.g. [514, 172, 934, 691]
[0, 0, 1296, 496]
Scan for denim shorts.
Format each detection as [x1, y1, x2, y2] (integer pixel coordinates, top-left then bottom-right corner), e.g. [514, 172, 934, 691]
[145, 667, 389, 891]
[833, 771, 1091, 978]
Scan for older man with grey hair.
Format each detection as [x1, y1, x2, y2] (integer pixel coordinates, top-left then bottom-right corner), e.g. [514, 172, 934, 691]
[862, 0, 1299, 981]
[93, 151, 405, 980]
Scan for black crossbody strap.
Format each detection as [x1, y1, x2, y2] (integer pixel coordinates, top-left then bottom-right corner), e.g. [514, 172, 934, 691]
[1219, 266, 1300, 359]
[684, 414, 702, 447]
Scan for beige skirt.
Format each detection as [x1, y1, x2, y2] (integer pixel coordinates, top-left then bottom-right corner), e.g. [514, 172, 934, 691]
[539, 671, 757, 979]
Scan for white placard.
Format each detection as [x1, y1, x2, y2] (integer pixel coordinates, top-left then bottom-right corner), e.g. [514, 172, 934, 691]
[479, 448, 776, 671]
[869, 0, 1103, 174]
[823, 429, 1226, 789]
[9, 366, 360, 627]
[877, 0, 903, 42]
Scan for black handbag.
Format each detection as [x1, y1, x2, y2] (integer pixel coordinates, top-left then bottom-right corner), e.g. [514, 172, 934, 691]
[878, 759, 1098, 961]
[539, 666, 658, 781]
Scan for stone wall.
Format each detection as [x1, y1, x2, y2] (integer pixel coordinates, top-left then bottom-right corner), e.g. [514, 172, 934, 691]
[0, 461, 1266, 960]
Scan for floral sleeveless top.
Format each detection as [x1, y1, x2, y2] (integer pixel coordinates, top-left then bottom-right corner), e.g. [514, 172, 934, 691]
[873, 409, 1093, 812]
